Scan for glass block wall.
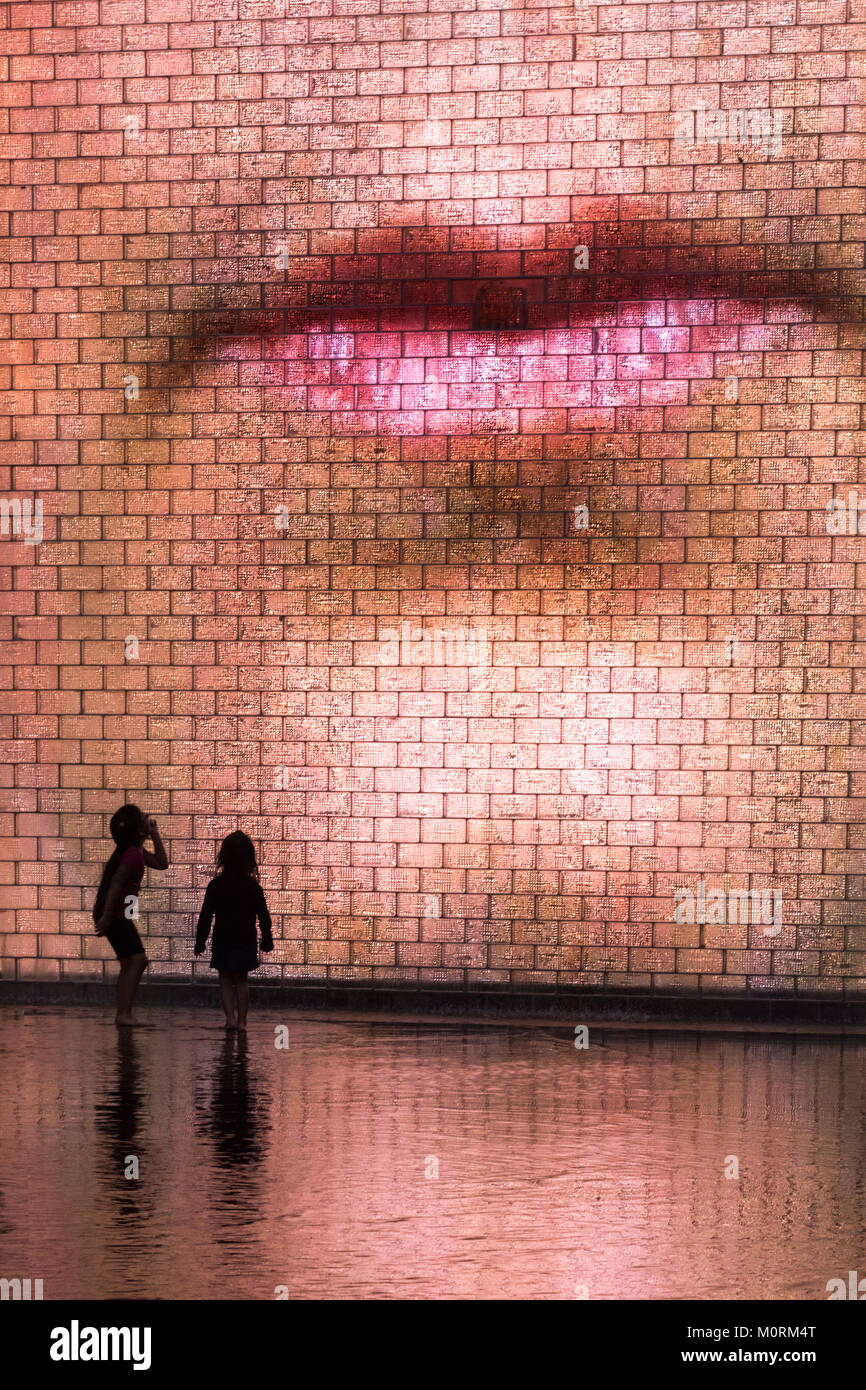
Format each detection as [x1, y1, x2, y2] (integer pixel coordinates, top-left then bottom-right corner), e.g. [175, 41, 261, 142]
[1, 0, 863, 995]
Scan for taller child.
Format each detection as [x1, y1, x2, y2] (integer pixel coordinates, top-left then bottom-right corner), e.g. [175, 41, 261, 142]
[93, 804, 169, 1026]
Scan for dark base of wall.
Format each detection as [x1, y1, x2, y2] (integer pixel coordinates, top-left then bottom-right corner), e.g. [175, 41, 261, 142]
[2, 979, 866, 1031]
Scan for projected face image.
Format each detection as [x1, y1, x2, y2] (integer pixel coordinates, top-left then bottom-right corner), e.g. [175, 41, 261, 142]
[11, 0, 860, 994]
[8, 0, 866, 1326]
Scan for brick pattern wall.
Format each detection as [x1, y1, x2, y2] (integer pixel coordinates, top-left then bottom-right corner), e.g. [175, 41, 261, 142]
[0, 0, 864, 994]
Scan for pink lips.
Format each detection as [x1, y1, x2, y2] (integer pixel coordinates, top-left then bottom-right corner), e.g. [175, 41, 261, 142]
[171, 220, 849, 373]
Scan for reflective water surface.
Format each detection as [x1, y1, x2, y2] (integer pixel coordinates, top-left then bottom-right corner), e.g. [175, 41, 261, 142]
[1, 1006, 864, 1300]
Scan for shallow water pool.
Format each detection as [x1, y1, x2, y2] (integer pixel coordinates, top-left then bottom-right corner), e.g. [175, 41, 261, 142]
[0, 1005, 863, 1300]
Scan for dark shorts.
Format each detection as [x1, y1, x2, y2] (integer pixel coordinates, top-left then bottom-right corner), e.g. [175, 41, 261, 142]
[104, 918, 146, 960]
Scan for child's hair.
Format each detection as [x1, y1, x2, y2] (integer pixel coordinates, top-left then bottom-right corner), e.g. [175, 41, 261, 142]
[110, 803, 144, 848]
[93, 803, 143, 923]
[217, 830, 259, 880]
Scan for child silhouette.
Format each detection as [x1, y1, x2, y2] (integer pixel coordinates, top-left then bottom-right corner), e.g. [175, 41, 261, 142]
[195, 831, 274, 1031]
[93, 804, 169, 1025]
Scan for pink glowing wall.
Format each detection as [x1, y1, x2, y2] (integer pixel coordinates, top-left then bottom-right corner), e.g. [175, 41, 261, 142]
[0, 0, 864, 993]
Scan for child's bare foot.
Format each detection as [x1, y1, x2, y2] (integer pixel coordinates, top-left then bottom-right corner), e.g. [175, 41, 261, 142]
[115, 1013, 136, 1027]
[225, 1015, 238, 1031]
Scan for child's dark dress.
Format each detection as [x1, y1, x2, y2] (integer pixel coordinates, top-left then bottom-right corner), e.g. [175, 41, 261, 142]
[195, 871, 273, 973]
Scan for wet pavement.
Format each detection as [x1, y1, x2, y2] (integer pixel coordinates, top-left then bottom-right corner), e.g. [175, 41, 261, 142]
[1, 1005, 864, 1300]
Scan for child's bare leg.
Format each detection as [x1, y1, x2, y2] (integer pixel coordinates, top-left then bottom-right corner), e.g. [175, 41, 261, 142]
[218, 972, 237, 1029]
[235, 974, 249, 1030]
[115, 953, 148, 1025]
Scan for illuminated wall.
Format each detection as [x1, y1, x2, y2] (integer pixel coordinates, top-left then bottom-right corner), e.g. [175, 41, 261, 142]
[1, 0, 863, 995]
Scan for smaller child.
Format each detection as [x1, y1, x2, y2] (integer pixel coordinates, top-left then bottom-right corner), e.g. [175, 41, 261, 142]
[195, 831, 274, 1031]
